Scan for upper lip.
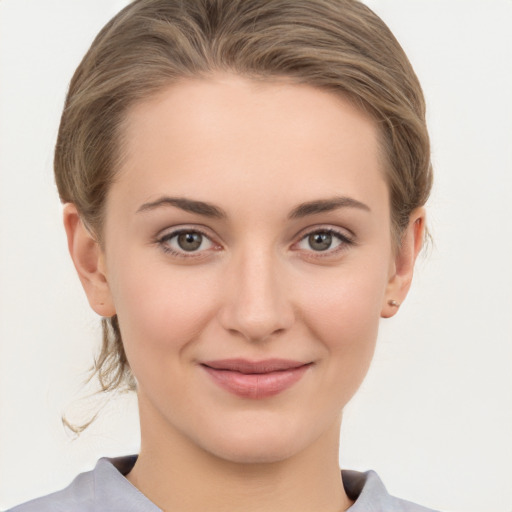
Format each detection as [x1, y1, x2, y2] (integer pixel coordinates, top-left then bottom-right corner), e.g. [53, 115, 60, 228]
[201, 358, 310, 374]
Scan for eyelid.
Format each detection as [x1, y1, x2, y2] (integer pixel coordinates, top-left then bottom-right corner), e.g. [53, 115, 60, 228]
[155, 225, 222, 258]
[153, 223, 355, 259]
[291, 225, 356, 256]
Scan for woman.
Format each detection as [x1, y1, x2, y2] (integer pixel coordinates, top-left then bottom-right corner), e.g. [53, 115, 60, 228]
[8, 0, 436, 510]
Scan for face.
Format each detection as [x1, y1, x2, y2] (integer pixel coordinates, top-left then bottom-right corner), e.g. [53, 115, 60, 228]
[79, 75, 418, 463]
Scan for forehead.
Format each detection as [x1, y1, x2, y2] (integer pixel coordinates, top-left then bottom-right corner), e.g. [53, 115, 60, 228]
[113, 74, 387, 217]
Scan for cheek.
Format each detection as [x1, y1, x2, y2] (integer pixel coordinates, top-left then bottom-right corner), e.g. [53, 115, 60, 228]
[301, 262, 387, 338]
[298, 259, 389, 381]
[107, 256, 220, 374]
[306, 282, 383, 420]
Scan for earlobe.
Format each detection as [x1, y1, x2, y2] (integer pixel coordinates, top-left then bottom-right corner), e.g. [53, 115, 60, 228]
[63, 204, 116, 317]
[381, 208, 425, 318]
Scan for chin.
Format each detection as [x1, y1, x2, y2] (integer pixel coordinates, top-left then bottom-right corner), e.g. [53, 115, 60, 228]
[193, 419, 317, 465]
[208, 437, 301, 465]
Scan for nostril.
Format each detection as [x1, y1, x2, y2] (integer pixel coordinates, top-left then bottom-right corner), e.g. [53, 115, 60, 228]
[217, 263, 296, 341]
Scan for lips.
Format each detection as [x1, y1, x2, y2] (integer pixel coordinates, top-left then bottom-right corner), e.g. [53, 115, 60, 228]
[200, 359, 312, 399]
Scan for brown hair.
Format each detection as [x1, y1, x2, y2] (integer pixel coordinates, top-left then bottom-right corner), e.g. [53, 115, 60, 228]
[55, 0, 432, 395]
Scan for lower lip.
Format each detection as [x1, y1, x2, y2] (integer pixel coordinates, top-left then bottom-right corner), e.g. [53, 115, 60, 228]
[201, 364, 311, 399]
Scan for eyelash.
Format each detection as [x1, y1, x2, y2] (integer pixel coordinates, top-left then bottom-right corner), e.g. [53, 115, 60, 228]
[156, 228, 217, 258]
[294, 228, 355, 258]
[155, 227, 355, 259]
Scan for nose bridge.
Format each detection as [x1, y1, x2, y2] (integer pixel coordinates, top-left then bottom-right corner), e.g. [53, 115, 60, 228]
[220, 243, 294, 342]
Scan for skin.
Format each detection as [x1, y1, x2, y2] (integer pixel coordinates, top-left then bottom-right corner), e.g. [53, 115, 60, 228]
[65, 74, 424, 512]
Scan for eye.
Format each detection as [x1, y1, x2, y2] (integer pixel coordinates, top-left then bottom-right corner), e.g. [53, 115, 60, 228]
[175, 232, 205, 251]
[157, 229, 216, 256]
[305, 231, 336, 251]
[295, 228, 354, 254]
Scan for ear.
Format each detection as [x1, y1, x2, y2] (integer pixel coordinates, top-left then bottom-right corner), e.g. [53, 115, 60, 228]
[381, 208, 426, 319]
[63, 203, 116, 317]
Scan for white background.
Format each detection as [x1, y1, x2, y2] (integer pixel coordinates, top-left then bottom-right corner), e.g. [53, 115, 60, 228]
[0, 1, 511, 511]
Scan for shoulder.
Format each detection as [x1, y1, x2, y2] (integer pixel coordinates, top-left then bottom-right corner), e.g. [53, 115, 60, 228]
[8, 459, 438, 512]
[343, 469, 441, 512]
[6, 456, 160, 512]
[6, 470, 95, 512]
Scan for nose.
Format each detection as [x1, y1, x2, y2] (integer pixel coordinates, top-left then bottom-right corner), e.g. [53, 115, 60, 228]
[218, 248, 295, 343]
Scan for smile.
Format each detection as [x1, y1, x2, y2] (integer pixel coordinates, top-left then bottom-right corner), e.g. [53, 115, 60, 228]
[200, 359, 313, 399]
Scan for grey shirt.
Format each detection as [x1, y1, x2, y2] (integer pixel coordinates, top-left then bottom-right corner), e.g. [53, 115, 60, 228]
[8, 455, 439, 511]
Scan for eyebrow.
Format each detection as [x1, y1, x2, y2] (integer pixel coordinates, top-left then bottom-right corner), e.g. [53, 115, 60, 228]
[288, 196, 371, 219]
[136, 195, 370, 219]
[137, 197, 227, 219]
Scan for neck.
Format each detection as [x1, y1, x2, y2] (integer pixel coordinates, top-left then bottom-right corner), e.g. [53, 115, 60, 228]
[127, 399, 352, 512]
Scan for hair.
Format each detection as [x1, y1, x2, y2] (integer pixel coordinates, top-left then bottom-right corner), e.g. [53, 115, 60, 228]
[55, 0, 432, 396]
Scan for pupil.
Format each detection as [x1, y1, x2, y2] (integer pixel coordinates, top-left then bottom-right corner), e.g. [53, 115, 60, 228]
[178, 232, 202, 251]
[309, 232, 332, 251]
